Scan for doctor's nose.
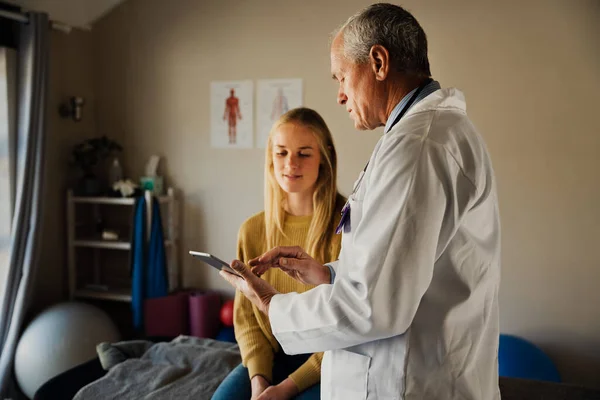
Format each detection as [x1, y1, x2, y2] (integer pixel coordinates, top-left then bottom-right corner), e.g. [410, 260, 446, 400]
[337, 89, 347, 105]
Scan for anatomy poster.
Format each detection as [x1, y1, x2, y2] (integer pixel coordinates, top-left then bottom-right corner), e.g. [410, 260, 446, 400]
[210, 80, 253, 148]
[256, 79, 303, 148]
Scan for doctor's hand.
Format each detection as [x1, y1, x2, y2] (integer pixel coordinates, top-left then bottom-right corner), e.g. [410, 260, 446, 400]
[219, 260, 279, 315]
[249, 246, 330, 286]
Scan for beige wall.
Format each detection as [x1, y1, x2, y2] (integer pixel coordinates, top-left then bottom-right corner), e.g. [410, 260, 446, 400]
[33, 29, 96, 314]
[88, 0, 600, 387]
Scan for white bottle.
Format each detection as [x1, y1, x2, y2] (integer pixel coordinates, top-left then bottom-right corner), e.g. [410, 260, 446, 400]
[108, 157, 123, 188]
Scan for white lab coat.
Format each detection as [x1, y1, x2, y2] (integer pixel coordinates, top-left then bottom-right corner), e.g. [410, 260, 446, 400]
[269, 88, 501, 400]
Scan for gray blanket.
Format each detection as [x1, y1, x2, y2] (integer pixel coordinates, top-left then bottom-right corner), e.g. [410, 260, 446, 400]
[73, 335, 241, 400]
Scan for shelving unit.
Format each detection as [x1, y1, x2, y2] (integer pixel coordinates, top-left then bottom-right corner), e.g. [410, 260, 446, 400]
[66, 188, 180, 303]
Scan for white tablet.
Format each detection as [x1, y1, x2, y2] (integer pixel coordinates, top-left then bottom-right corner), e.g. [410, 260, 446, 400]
[189, 251, 243, 278]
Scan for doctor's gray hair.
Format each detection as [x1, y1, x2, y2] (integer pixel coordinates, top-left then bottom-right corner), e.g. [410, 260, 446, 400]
[335, 3, 431, 77]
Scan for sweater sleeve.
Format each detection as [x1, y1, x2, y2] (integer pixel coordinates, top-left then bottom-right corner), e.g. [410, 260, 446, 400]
[233, 223, 275, 382]
[288, 352, 323, 392]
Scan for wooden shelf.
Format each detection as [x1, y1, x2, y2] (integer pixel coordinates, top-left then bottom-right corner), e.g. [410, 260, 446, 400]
[73, 239, 173, 250]
[74, 287, 132, 302]
[67, 188, 180, 304]
[74, 239, 131, 250]
[70, 195, 172, 205]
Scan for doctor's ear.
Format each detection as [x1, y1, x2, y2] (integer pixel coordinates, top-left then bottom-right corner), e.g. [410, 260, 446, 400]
[369, 45, 390, 81]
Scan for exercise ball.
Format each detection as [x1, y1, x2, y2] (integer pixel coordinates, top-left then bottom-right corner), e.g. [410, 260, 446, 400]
[220, 300, 234, 327]
[498, 334, 561, 382]
[14, 302, 121, 399]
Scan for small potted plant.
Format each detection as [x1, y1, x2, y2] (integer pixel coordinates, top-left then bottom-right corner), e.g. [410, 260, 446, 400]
[70, 136, 123, 196]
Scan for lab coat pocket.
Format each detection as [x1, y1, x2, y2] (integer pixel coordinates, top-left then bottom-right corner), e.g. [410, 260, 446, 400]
[328, 349, 371, 399]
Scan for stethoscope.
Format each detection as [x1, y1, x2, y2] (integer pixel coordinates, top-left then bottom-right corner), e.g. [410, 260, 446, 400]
[335, 78, 433, 235]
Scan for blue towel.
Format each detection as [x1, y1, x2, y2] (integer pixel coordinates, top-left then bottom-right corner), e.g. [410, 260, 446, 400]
[131, 195, 169, 330]
[147, 199, 168, 299]
[131, 198, 146, 330]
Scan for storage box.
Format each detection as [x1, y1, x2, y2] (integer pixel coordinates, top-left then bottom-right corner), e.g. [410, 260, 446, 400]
[144, 292, 189, 337]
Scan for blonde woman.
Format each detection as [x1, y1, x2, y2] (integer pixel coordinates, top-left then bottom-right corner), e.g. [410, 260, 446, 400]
[212, 108, 345, 400]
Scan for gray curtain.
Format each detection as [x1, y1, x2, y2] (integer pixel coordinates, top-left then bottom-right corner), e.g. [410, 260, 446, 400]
[0, 12, 49, 397]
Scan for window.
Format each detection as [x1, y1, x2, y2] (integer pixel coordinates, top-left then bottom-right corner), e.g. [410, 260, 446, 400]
[0, 47, 16, 295]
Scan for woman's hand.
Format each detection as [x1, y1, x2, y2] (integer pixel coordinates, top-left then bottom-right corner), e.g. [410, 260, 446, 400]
[256, 378, 299, 400]
[219, 260, 279, 315]
[251, 375, 270, 399]
[249, 246, 331, 286]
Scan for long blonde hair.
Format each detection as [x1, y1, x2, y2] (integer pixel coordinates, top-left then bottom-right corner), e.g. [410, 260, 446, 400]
[264, 108, 344, 263]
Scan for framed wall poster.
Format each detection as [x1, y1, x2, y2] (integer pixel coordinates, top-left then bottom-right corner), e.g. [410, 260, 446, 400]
[256, 78, 303, 148]
[210, 80, 253, 148]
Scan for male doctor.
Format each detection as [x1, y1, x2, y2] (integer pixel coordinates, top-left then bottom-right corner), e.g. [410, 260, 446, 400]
[221, 3, 501, 399]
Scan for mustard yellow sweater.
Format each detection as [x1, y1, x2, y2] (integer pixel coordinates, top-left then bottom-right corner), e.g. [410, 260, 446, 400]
[234, 210, 342, 392]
